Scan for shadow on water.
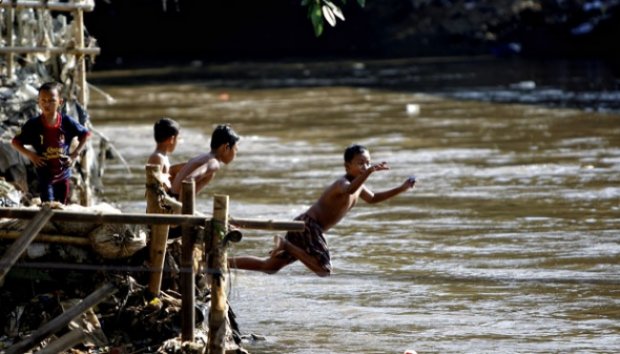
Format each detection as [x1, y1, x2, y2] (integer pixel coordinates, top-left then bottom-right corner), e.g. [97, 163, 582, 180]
[88, 56, 620, 354]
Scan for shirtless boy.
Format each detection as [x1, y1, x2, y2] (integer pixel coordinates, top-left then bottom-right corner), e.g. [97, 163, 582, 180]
[146, 117, 180, 190]
[228, 144, 416, 277]
[169, 124, 239, 201]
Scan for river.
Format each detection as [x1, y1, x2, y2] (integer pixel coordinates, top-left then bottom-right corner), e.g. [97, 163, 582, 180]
[88, 57, 620, 354]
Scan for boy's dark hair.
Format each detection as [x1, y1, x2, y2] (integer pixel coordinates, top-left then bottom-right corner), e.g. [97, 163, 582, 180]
[154, 117, 180, 143]
[344, 144, 368, 162]
[210, 124, 240, 150]
[39, 81, 63, 94]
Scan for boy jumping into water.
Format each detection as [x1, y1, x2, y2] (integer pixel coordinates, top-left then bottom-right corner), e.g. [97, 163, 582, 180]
[146, 117, 180, 191]
[228, 144, 416, 277]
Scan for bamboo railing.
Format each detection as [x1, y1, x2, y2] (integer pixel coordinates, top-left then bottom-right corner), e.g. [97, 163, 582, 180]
[0, 166, 305, 353]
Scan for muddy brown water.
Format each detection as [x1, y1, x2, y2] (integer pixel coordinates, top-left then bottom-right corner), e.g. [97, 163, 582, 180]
[88, 58, 620, 354]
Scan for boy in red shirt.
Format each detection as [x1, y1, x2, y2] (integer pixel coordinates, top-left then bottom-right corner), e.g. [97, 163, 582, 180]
[12, 82, 91, 204]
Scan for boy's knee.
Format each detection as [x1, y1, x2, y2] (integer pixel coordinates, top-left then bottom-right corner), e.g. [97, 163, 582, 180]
[316, 268, 331, 277]
[263, 262, 286, 275]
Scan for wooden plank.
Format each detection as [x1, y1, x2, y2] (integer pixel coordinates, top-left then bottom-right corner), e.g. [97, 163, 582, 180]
[5, 283, 117, 354]
[0, 206, 53, 286]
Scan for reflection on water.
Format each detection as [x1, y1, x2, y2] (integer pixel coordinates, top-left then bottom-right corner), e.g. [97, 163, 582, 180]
[89, 58, 620, 354]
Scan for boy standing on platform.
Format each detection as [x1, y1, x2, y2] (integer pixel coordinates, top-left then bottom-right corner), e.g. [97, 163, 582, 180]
[146, 117, 180, 191]
[11, 81, 91, 204]
[170, 124, 240, 201]
[228, 144, 416, 277]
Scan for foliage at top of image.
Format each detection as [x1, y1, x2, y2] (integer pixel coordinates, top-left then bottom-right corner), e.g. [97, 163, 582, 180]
[302, 0, 366, 36]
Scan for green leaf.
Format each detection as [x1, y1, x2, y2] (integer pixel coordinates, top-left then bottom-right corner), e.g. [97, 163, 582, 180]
[356, 0, 366, 8]
[301, 0, 310, 5]
[322, 5, 337, 27]
[310, 4, 324, 36]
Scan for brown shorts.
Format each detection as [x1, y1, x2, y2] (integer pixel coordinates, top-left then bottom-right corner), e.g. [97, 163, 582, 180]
[277, 213, 332, 272]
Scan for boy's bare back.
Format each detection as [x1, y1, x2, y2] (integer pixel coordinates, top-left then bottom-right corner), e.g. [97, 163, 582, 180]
[170, 152, 220, 195]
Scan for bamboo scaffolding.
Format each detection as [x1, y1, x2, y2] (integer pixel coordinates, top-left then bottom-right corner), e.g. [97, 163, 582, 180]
[5, 283, 117, 354]
[0, 0, 98, 80]
[0, 1, 95, 11]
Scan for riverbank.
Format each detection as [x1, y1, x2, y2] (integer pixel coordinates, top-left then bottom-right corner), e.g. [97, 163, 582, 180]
[88, 56, 620, 113]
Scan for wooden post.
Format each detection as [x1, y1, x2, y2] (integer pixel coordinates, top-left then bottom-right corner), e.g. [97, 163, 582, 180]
[0, 206, 53, 286]
[145, 164, 170, 298]
[74, 5, 92, 207]
[208, 195, 229, 354]
[180, 180, 196, 342]
[6, 6, 15, 79]
[5, 283, 117, 354]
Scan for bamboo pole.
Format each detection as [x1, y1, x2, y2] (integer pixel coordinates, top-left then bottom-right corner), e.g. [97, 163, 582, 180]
[0, 207, 304, 231]
[33, 328, 87, 354]
[74, 7, 87, 108]
[146, 165, 170, 298]
[0, 206, 53, 286]
[208, 194, 229, 354]
[73, 5, 92, 206]
[181, 180, 196, 342]
[0, 231, 90, 246]
[6, 6, 15, 79]
[5, 282, 117, 354]
[0, 47, 100, 55]
[0, 1, 95, 11]
[0, 207, 210, 226]
[230, 217, 305, 231]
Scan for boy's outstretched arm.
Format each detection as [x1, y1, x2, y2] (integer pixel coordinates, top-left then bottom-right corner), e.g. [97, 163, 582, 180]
[344, 162, 389, 195]
[361, 177, 416, 204]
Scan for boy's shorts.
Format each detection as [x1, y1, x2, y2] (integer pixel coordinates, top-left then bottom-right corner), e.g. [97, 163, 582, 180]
[277, 213, 332, 272]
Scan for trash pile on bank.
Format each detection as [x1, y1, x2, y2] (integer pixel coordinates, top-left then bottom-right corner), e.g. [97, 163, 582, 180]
[0, 183, 249, 353]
